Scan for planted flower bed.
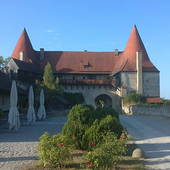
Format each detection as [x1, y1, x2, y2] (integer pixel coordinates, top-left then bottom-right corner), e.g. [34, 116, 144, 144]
[35, 105, 143, 169]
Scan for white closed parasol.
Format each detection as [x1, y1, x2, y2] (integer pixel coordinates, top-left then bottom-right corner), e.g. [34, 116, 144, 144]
[8, 80, 20, 131]
[27, 86, 36, 124]
[37, 88, 46, 120]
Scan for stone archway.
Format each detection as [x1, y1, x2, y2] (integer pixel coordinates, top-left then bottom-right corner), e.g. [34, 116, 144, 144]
[95, 94, 112, 107]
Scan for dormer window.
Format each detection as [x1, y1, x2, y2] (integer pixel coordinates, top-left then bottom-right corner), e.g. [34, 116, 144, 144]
[84, 61, 91, 68]
[19, 51, 24, 61]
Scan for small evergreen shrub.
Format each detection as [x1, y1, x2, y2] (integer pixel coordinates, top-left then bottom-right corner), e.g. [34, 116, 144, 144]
[84, 132, 127, 169]
[62, 104, 94, 149]
[123, 92, 146, 105]
[82, 115, 123, 150]
[94, 106, 119, 120]
[99, 115, 123, 135]
[82, 120, 101, 150]
[67, 104, 94, 125]
[38, 132, 73, 168]
[62, 105, 123, 150]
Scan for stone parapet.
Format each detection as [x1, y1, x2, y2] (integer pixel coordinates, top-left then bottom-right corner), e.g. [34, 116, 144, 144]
[122, 105, 170, 117]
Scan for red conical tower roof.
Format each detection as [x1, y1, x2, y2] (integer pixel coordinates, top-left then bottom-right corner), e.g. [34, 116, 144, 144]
[11, 28, 37, 63]
[122, 25, 158, 72]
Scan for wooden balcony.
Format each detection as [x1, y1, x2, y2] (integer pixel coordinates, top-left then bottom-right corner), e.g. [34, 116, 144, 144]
[60, 79, 115, 86]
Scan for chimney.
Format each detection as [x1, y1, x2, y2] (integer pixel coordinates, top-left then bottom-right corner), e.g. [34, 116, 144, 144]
[136, 51, 143, 94]
[40, 48, 45, 61]
[19, 51, 24, 61]
[115, 49, 119, 56]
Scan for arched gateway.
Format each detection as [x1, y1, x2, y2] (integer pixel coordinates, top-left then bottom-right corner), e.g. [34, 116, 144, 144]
[95, 94, 112, 107]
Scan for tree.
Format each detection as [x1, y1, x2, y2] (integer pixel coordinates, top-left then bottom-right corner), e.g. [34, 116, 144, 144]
[35, 63, 63, 109]
[0, 56, 10, 68]
[43, 63, 59, 90]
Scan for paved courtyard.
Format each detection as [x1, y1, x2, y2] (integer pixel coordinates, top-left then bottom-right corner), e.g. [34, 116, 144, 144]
[120, 115, 170, 170]
[0, 114, 67, 170]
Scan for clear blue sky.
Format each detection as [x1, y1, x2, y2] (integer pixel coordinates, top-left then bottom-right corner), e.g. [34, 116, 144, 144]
[0, 0, 169, 98]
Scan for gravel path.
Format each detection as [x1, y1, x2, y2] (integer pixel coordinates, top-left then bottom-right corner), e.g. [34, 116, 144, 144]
[120, 115, 170, 170]
[0, 115, 67, 170]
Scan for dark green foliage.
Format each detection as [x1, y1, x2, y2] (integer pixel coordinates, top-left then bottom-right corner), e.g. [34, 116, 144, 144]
[94, 106, 119, 120]
[62, 92, 84, 106]
[84, 132, 127, 169]
[123, 92, 146, 105]
[99, 115, 123, 135]
[43, 63, 56, 90]
[62, 105, 94, 149]
[35, 63, 63, 109]
[38, 132, 73, 167]
[37, 104, 127, 168]
[67, 104, 94, 125]
[82, 120, 101, 150]
[62, 105, 123, 150]
[82, 115, 123, 150]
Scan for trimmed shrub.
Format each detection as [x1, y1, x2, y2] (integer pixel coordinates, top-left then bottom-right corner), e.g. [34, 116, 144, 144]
[38, 132, 73, 168]
[82, 120, 101, 150]
[84, 132, 127, 169]
[94, 106, 119, 120]
[67, 104, 95, 125]
[62, 105, 94, 149]
[62, 105, 123, 150]
[99, 115, 123, 135]
[82, 115, 123, 150]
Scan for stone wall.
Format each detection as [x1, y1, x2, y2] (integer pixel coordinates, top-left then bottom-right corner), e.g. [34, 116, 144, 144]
[143, 72, 160, 97]
[64, 85, 121, 112]
[121, 72, 160, 97]
[121, 72, 137, 95]
[123, 105, 170, 117]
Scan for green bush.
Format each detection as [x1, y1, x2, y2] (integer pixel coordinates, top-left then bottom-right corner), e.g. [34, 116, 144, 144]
[38, 132, 73, 168]
[62, 105, 94, 149]
[94, 106, 119, 120]
[123, 92, 146, 105]
[67, 104, 95, 125]
[62, 92, 84, 106]
[82, 115, 123, 150]
[84, 132, 127, 169]
[99, 115, 123, 135]
[62, 105, 123, 150]
[82, 120, 101, 150]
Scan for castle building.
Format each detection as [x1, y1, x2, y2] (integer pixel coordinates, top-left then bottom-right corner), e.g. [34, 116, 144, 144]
[7, 25, 160, 111]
